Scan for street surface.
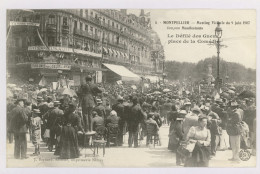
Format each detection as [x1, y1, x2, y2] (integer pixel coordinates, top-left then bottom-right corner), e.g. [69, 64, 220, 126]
[6, 125, 256, 168]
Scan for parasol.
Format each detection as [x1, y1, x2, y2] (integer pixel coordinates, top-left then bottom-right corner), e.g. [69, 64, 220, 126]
[238, 90, 255, 98]
[153, 91, 162, 95]
[7, 84, 16, 88]
[131, 85, 137, 90]
[163, 89, 171, 92]
[227, 90, 235, 94]
[40, 88, 48, 92]
[14, 87, 22, 91]
[57, 88, 77, 97]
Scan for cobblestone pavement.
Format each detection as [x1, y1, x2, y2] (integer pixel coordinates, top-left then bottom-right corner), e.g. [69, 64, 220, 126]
[6, 125, 256, 168]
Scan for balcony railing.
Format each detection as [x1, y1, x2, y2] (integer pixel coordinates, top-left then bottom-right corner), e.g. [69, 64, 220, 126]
[74, 28, 100, 41]
[62, 25, 69, 34]
[46, 24, 57, 32]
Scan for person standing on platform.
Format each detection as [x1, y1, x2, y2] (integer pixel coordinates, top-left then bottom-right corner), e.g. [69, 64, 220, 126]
[10, 99, 28, 159]
[78, 75, 102, 132]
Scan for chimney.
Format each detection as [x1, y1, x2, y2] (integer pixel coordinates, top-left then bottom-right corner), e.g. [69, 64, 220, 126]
[140, 9, 145, 16]
[120, 9, 127, 15]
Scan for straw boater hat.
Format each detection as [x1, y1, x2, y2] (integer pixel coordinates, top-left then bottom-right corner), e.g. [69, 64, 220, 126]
[33, 109, 41, 114]
[177, 110, 187, 120]
[96, 98, 102, 104]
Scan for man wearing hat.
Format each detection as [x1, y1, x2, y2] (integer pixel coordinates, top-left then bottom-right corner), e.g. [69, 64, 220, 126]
[127, 97, 145, 148]
[10, 99, 29, 159]
[94, 98, 106, 119]
[218, 103, 230, 151]
[173, 110, 185, 166]
[31, 109, 42, 155]
[78, 75, 102, 132]
[226, 101, 242, 162]
[46, 101, 64, 152]
[112, 96, 125, 146]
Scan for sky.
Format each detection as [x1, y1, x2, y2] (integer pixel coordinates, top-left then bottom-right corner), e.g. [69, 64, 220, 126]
[128, 9, 256, 69]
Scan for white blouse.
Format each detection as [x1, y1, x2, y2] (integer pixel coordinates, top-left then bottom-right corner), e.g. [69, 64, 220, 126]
[186, 126, 211, 146]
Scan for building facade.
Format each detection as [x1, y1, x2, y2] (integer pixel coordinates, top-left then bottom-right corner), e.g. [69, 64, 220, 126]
[6, 9, 164, 86]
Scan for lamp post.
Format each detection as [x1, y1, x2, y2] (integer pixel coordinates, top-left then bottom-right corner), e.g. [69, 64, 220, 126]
[215, 21, 222, 93]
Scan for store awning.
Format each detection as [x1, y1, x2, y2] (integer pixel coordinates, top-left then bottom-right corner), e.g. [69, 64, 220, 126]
[103, 47, 108, 54]
[108, 48, 113, 54]
[103, 63, 140, 81]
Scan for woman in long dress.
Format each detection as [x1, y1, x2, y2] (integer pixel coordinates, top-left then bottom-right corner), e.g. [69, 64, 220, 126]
[59, 103, 84, 159]
[184, 116, 211, 167]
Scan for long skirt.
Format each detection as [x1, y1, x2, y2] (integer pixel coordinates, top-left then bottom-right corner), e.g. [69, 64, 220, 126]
[59, 126, 80, 159]
[32, 129, 41, 146]
[184, 144, 211, 167]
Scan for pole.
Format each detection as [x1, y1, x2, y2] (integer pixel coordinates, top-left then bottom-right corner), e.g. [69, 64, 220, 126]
[217, 37, 220, 93]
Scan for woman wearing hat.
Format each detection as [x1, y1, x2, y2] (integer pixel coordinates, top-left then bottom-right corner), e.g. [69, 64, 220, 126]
[31, 109, 42, 155]
[59, 103, 84, 159]
[184, 116, 211, 167]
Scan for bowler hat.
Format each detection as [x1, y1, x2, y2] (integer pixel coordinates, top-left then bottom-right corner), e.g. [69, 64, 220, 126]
[85, 75, 92, 81]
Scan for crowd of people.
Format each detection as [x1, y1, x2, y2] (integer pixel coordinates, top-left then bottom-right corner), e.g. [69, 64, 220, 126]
[6, 75, 256, 167]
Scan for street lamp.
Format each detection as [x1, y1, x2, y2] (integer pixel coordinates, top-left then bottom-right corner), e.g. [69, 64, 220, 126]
[215, 21, 222, 93]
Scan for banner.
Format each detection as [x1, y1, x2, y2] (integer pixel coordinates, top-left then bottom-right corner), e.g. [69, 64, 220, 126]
[31, 63, 71, 70]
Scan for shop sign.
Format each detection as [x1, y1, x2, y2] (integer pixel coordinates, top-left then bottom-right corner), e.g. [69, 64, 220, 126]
[28, 46, 73, 53]
[31, 63, 71, 70]
[10, 21, 40, 27]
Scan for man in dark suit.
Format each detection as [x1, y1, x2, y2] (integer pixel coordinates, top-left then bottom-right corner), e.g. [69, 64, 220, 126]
[79, 75, 102, 132]
[46, 101, 64, 152]
[10, 99, 28, 159]
[127, 97, 145, 148]
[112, 96, 125, 145]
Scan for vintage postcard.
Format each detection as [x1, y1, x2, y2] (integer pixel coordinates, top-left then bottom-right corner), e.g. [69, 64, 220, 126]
[3, 5, 258, 170]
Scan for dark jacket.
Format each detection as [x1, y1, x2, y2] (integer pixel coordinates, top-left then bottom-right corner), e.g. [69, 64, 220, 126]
[227, 109, 242, 136]
[79, 83, 102, 108]
[112, 103, 125, 120]
[10, 105, 28, 133]
[127, 104, 145, 130]
[106, 115, 120, 126]
[46, 107, 64, 130]
[94, 104, 106, 118]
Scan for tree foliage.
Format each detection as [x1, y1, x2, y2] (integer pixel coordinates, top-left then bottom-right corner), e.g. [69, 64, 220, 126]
[165, 56, 256, 83]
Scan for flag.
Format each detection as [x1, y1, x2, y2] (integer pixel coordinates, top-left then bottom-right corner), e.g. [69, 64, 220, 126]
[39, 76, 47, 86]
[214, 92, 220, 100]
[36, 28, 49, 50]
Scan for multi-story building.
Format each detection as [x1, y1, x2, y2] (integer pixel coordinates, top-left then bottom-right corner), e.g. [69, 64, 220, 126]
[6, 9, 164, 86]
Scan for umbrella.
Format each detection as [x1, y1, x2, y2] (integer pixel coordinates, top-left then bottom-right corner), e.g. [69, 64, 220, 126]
[227, 90, 235, 94]
[40, 88, 48, 92]
[229, 86, 236, 90]
[221, 92, 230, 99]
[153, 91, 161, 95]
[7, 84, 16, 88]
[7, 89, 13, 98]
[163, 89, 171, 92]
[131, 85, 137, 90]
[57, 88, 77, 97]
[238, 90, 255, 98]
[14, 87, 22, 91]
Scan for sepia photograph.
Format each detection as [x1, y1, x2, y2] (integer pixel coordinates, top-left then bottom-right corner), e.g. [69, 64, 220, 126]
[3, 5, 257, 169]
